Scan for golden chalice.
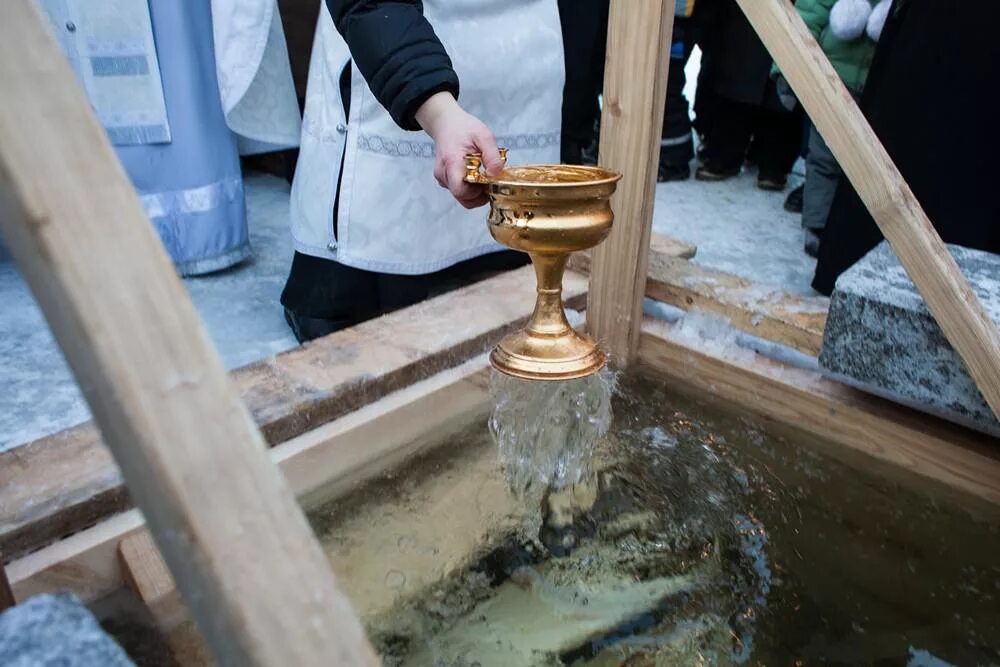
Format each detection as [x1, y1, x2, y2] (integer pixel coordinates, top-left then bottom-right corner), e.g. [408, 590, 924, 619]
[465, 150, 621, 381]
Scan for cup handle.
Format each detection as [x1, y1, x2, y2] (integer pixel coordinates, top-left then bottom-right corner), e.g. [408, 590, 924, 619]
[464, 148, 508, 184]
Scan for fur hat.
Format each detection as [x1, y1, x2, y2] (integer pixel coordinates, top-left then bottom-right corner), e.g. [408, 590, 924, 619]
[829, 0, 872, 41]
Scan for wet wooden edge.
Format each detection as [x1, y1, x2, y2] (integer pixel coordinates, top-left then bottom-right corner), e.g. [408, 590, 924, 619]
[7, 358, 493, 612]
[2, 235, 822, 562]
[0, 267, 587, 561]
[636, 319, 1000, 515]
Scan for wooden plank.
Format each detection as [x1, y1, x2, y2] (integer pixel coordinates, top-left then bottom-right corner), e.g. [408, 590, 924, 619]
[0, 3, 377, 664]
[573, 237, 828, 356]
[645, 254, 828, 356]
[118, 531, 182, 629]
[638, 320, 1000, 512]
[0, 426, 127, 563]
[588, 0, 675, 364]
[0, 563, 14, 613]
[648, 233, 697, 261]
[735, 0, 1000, 419]
[568, 232, 697, 273]
[8, 359, 492, 617]
[0, 267, 586, 561]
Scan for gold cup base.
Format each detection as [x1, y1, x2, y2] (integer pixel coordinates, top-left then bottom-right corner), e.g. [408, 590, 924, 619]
[490, 328, 607, 382]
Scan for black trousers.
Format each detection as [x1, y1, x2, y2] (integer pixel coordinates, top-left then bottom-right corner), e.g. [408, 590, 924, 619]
[558, 0, 609, 162]
[699, 95, 802, 179]
[280, 251, 530, 342]
[660, 20, 695, 169]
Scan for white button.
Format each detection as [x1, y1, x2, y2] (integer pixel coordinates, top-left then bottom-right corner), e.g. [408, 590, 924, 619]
[327, 241, 338, 252]
[66, 21, 76, 32]
[336, 123, 347, 134]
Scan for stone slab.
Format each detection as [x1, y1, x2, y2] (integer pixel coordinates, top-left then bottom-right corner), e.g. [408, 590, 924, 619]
[0, 594, 133, 666]
[820, 242, 1000, 436]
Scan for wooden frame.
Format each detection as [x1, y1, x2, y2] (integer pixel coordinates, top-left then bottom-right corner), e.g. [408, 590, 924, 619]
[7, 269, 997, 640]
[8, 358, 492, 611]
[0, 266, 588, 561]
[1, 0, 998, 664]
[636, 321, 1000, 514]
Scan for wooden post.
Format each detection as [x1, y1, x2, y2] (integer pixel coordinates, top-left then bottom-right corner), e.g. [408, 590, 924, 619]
[119, 532, 183, 629]
[0, 563, 14, 613]
[0, 2, 377, 665]
[588, 0, 675, 364]
[733, 0, 1000, 420]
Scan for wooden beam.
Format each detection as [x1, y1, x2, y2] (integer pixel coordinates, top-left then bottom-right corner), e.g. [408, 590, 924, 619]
[574, 237, 828, 356]
[0, 2, 376, 664]
[734, 0, 1000, 419]
[0, 267, 587, 561]
[8, 359, 491, 615]
[647, 233, 697, 261]
[568, 232, 697, 273]
[638, 320, 1000, 512]
[645, 254, 828, 356]
[0, 563, 14, 613]
[588, 0, 675, 364]
[119, 531, 183, 629]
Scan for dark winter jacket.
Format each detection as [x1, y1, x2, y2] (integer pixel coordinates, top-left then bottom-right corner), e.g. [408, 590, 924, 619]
[813, 0, 1000, 293]
[697, 0, 788, 110]
[326, 0, 459, 130]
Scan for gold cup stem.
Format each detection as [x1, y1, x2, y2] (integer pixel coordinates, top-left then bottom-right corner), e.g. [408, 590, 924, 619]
[526, 252, 573, 338]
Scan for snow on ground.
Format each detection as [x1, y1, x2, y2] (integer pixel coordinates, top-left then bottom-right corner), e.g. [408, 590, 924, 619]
[0, 173, 299, 451]
[653, 165, 815, 294]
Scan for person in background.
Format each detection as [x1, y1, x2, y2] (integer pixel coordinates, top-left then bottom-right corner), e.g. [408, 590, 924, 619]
[783, 0, 884, 257]
[783, 124, 810, 214]
[693, 0, 803, 191]
[558, 0, 610, 165]
[282, 0, 562, 342]
[40, 0, 301, 276]
[658, 0, 701, 182]
[245, 0, 325, 183]
[813, 0, 1000, 293]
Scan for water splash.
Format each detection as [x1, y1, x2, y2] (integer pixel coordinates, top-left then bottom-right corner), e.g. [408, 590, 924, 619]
[488, 367, 617, 496]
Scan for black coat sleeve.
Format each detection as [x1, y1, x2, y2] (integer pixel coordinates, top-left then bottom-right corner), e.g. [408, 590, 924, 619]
[325, 0, 460, 130]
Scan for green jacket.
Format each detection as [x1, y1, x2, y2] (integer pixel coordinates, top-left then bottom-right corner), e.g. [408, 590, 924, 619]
[783, 0, 877, 92]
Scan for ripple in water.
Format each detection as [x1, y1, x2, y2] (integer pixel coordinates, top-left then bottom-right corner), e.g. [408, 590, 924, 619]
[488, 367, 617, 495]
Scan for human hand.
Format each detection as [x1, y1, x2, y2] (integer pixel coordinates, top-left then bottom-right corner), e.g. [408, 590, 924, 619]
[415, 92, 503, 209]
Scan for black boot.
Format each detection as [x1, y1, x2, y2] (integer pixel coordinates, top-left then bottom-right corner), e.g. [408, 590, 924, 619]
[804, 228, 823, 258]
[784, 184, 804, 213]
[283, 308, 357, 344]
[695, 161, 740, 182]
[658, 160, 691, 182]
[757, 171, 788, 192]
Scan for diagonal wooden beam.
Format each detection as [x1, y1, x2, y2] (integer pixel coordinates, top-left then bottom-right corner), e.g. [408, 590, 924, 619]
[0, 2, 376, 664]
[734, 0, 1000, 420]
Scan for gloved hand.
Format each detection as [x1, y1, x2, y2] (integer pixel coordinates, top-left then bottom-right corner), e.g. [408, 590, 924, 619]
[415, 91, 503, 209]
